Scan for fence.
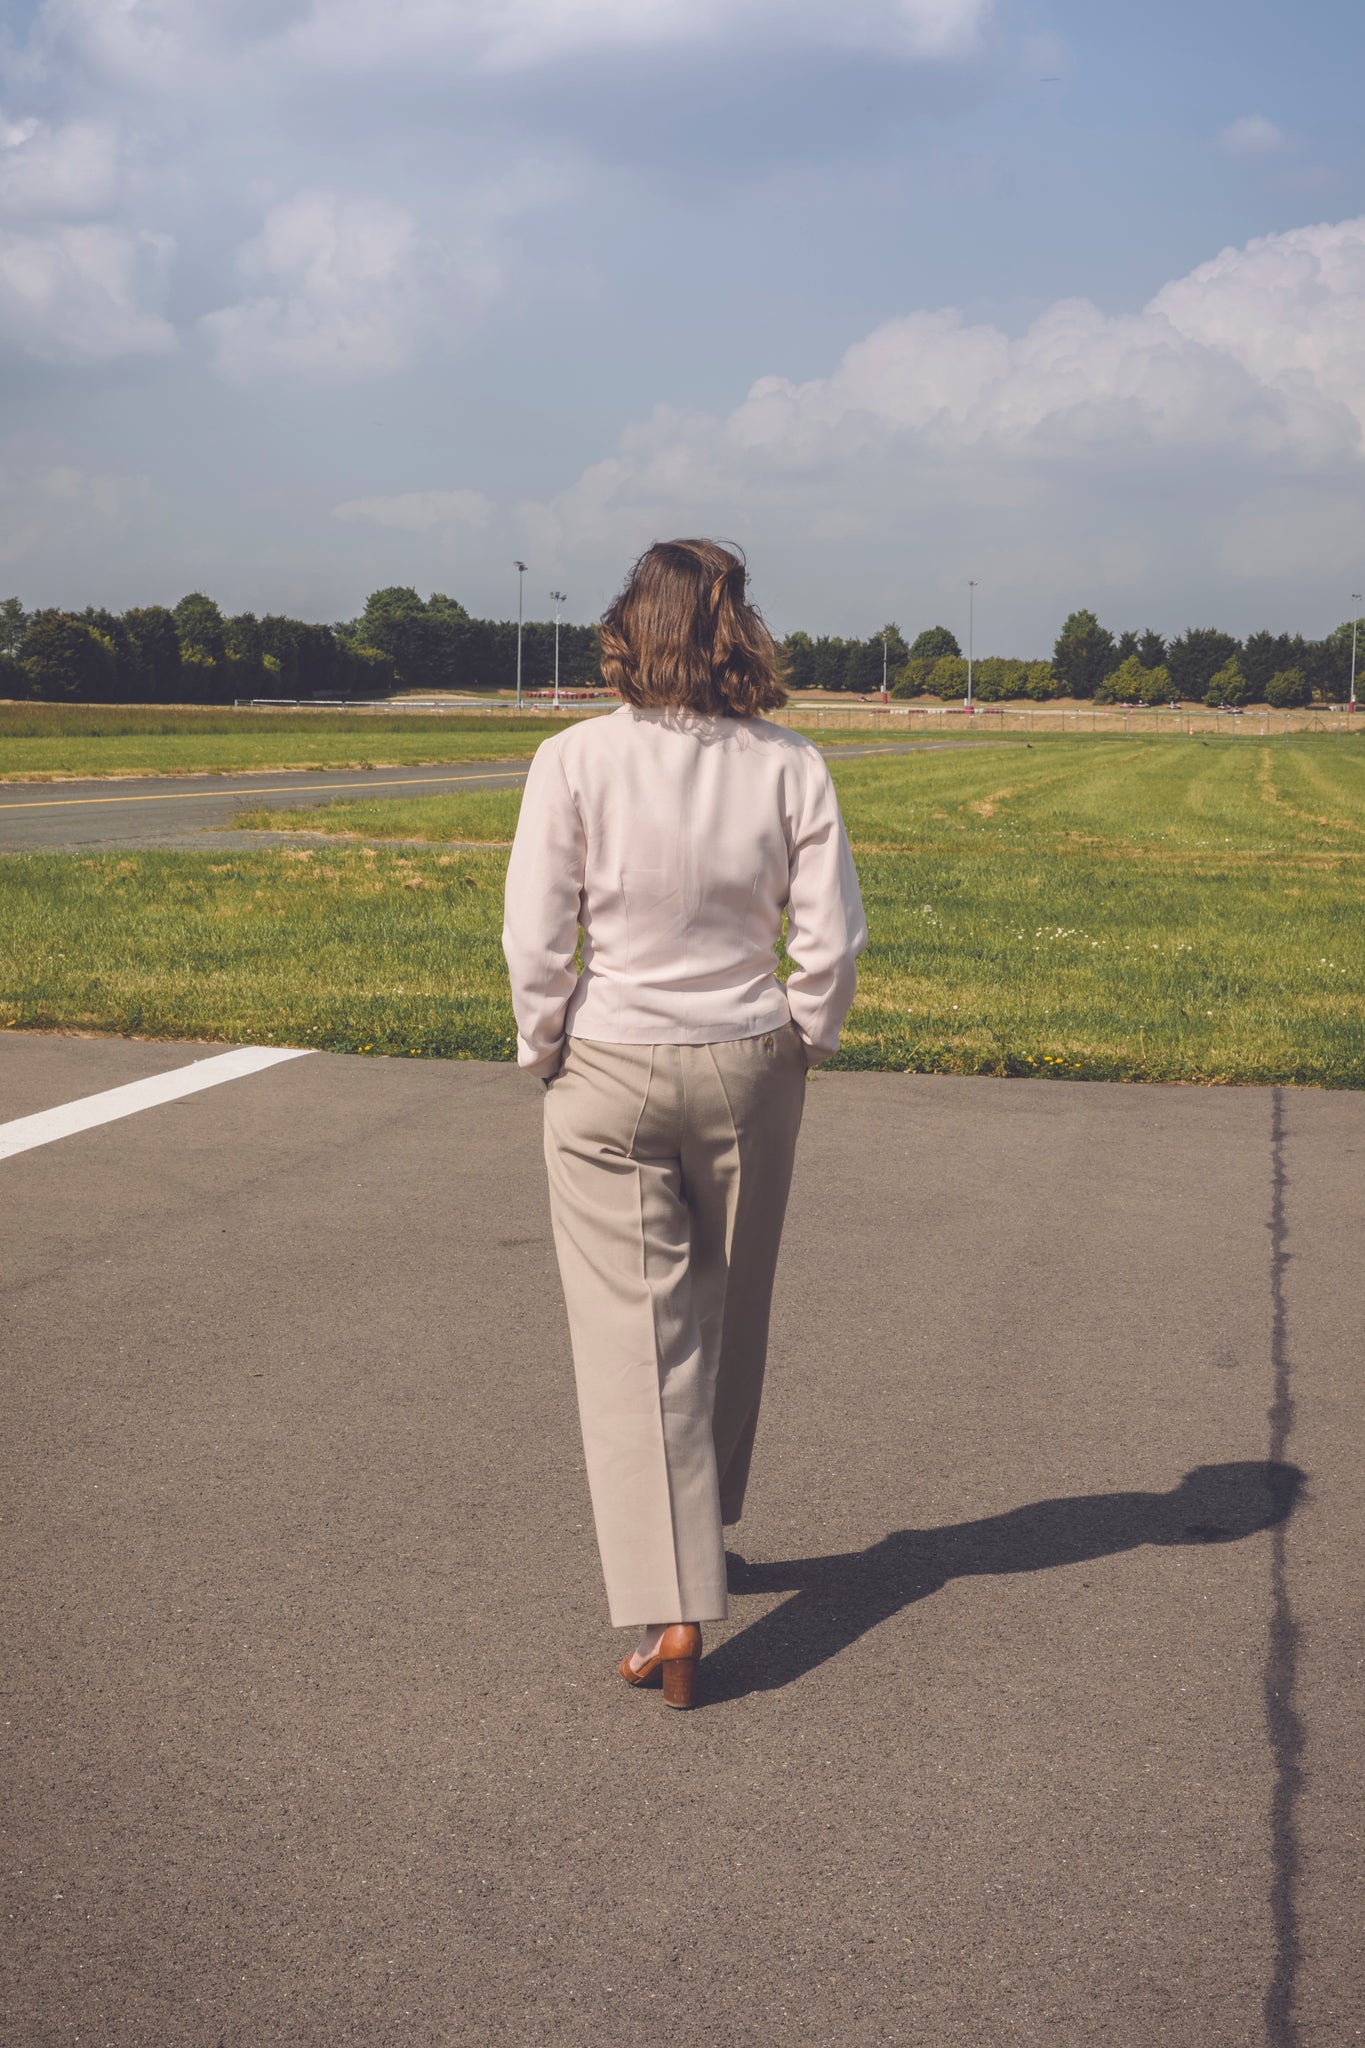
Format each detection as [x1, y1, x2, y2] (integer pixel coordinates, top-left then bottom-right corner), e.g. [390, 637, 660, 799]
[228, 695, 1360, 736]
[771, 702, 1362, 739]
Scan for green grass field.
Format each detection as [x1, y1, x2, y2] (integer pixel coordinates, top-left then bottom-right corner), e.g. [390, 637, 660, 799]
[3, 735, 1363, 1085]
[0, 703, 576, 781]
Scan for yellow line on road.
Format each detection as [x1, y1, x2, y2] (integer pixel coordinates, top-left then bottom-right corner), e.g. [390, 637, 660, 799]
[0, 768, 531, 812]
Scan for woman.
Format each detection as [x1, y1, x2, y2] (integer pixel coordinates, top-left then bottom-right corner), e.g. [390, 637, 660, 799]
[502, 539, 865, 1708]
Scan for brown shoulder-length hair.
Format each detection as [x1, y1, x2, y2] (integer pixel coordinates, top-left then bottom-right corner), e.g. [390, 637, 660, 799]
[599, 539, 787, 717]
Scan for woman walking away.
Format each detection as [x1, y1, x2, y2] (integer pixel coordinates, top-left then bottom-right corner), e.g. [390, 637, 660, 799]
[502, 539, 866, 1709]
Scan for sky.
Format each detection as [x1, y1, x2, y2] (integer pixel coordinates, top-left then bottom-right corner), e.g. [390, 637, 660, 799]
[1, 0, 1363, 655]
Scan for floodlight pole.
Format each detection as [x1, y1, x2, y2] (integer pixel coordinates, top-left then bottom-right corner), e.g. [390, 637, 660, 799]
[550, 590, 567, 710]
[1352, 594, 1362, 712]
[966, 580, 977, 710]
[515, 561, 532, 712]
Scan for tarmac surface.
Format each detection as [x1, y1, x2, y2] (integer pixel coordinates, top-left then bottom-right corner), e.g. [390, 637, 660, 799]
[3, 1035, 1361, 2046]
[0, 761, 536, 852]
[0, 740, 1005, 852]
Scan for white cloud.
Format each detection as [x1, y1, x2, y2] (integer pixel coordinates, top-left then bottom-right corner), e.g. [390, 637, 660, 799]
[308, 0, 994, 70]
[200, 188, 421, 382]
[1219, 114, 1293, 158]
[521, 215, 1365, 633]
[199, 172, 567, 381]
[0, 222, 175, 361]
[0, 115, 119, 218]
[333, 489, 491, 532]
[32, 0, 993, 81]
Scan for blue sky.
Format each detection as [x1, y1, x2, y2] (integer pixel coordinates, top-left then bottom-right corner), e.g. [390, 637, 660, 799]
[1, 0, 1362, 653]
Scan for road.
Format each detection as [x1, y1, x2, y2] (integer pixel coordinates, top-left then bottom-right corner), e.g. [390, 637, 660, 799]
[0, 760, 536, 852]
[0, 740, 1007, 852]
[2, 1033, 1360, 2046]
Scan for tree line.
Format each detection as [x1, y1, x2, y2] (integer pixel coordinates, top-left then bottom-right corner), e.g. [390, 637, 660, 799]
[0, 586, 602, 703]
[1, 589, 1358, 706]
[818, 616, 1358, 706]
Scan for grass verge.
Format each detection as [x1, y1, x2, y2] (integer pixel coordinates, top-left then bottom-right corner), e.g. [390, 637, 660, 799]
[3, 737, 1363, 1085]
[0, 705, 580, 781]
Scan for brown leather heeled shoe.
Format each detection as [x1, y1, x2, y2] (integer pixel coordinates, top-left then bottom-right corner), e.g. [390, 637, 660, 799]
[619, 1624, 702, 1709]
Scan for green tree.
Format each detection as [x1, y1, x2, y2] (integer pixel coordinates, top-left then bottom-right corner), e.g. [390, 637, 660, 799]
[426, 591, 472, 689]
[877, 623, 910, 670]
[1137, 629, 1167, 669]
[928, 655, 969, 700]
[1020, 661, 1059, 701]
[178, 646, 221, 701]
[122, 606, 183, 702]
[1204, 658, 1251, 708]
[889, 658, 934, 700]
[226, 612, 265, 681]
[1311, 620, 1361, 701]
[1051, 610, 1115, 698]
[811, 636, 859, 693]
[1264, 668, 1309, 709]
[1096, 655, 1172, 706]
[0, 596, 27, 658]
[1168, 628, 1239, 701]
[909, 625, 960, 661]
[1241, 630, 1295, 695]
[781, 630, 815, 691]
[1114, 630, 1139, 664]
[20, 611, 116, 700]
[173, 592, 227, 668]
[78, 607, 136, 698]
[972, 657, 1030, 702]
[359, 586, 434, 689]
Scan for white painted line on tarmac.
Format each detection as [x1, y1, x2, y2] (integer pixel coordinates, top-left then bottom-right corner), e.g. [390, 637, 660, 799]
[0, 1045, 314, 1161]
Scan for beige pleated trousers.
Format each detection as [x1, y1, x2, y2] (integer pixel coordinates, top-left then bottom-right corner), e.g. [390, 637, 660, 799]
[542, 1024, 808, 1628]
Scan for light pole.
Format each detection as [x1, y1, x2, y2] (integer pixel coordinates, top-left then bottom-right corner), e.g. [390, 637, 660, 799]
[1352, 594, 1361, 712]
[550, 590, 567, 710]
[513, 560, 528, 709]
[966, 580, 977, 711]
[881, 630, 888, 706]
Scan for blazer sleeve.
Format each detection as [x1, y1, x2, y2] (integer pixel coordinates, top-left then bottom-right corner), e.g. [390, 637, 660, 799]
[501, 740, 587, 1076]
[784, 748, 867, 1065]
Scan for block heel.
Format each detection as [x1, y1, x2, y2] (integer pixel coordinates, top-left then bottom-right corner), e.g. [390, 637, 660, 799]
[661, 1652, 698, 1709]
[619, 1623, 702, 1708]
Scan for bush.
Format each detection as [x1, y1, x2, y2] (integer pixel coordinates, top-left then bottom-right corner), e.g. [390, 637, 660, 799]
[1096, 655, 1173, 706]
[889, 658, 933, 699]
[1205, 658, 1251, 708]
[891, 656, 1058, 702]
[970, 657, 1024, 703]
[929, 656, 969, 700]
[1020, 661, 1059, 701]
[1264, 667, 1310, 710]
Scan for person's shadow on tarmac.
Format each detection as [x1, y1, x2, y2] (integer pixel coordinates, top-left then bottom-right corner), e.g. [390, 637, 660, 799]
[706, 1460, 1303, 1705]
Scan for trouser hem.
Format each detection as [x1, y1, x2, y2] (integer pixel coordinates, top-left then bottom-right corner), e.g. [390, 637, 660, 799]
[607, 1589, 729, 1629]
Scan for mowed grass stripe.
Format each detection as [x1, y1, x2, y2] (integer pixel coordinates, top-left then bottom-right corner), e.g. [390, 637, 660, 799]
[2, 737, 1363, 1085]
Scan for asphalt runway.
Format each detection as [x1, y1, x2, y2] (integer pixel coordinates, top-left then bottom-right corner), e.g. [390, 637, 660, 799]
[0, 760, 536, 852]
[0, 740, 1005, 852]
[4, 1037, 1360, 2046]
